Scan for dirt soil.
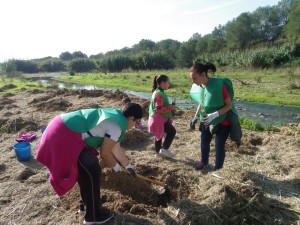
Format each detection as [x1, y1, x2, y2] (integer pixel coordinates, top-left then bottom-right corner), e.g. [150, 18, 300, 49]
[0, 87, 299, 225]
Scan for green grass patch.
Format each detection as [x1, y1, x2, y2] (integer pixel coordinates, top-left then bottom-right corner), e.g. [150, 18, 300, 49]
[58, 71, 192, 99]
[57, 67, 300, 107]
[0, 76, 42, 93]
[239, 117, 280, 132]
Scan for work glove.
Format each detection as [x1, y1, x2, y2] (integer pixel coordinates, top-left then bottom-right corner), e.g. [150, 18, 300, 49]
[112, 162, 121, 172]
[189, 116, 198, 129]
[203, 111, 219, 126]
[125, 163, 137, 178]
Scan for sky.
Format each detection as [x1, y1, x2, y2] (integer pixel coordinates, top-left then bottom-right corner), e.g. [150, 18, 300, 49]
[0, 0, 281, 62]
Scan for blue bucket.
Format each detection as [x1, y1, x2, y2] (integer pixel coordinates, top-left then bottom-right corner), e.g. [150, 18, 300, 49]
[14, 142, 31, 161]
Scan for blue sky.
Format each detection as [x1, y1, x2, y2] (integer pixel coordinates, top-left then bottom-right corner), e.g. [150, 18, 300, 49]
[0, 0, 280, 62]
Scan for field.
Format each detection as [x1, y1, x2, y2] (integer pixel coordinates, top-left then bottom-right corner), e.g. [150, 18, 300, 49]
[57, 68, 300, 107]
[0, 84, 299, 225]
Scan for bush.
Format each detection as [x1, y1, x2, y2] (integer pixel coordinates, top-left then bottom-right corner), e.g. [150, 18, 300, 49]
[68, 59, 96, 72]
[40, 60, 66, 72]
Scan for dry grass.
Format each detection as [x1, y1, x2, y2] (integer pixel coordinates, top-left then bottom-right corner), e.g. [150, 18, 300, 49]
[0, 88, 299, 225]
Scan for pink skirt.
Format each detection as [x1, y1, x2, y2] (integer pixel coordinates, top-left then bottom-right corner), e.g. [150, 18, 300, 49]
[148, 113, 172, 141]
[36, 116, 88, 196]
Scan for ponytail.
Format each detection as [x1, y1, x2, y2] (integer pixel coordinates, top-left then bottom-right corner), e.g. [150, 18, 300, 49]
[152, 76, 158, 92]
[204, 62, 216, 73]
[190, 62, 217, 75]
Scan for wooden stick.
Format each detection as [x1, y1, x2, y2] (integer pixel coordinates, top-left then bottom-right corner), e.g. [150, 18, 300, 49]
[136, 174, 166, 187]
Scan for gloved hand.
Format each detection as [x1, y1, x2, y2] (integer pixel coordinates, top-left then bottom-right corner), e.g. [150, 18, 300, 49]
[189, 116, 198, 129]
[112, 162, 121, 172]
[203, 111, 219, 126]
[125, 163, 137, 177]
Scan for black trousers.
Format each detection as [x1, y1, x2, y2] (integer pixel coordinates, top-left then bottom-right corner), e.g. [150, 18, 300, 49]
[155, 121, 176, 153]
[77, 148, 102, 221]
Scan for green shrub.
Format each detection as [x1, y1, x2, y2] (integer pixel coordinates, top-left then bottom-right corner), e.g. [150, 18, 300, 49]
[68, 59, 96, 72]
[239, 117, 280, 132]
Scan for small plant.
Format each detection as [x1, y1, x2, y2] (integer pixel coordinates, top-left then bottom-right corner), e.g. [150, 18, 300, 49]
[287, 69, 297, 82]
[49, 81, 59, 89]
[239, 117, 280, 132]
[0, 75, 6, 82]
[254, 75, 262, 83]
[288, 83, 300, 89]
[37, 81, 44, 88]
[69, 71, 75, 76]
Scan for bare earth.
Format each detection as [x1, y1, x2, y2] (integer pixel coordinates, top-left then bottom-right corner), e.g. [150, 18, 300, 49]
[0, 87, 299, 225]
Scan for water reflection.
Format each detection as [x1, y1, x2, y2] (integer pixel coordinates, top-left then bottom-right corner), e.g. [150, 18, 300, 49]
[29, 77, 300, 124]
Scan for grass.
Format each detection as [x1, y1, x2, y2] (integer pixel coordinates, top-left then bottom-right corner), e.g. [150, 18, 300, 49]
[56, 67, 300, 107]
[239, 117, 281, 132]
[0, 68, 299, 131]
[0, 76, 42, 93]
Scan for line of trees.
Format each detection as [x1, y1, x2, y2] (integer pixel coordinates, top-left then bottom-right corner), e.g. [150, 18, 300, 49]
[1, 0, 300, 74]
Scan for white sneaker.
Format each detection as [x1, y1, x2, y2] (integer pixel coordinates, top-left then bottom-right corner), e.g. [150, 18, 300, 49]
[78, 205, 86, 215]
[83, 211, 114, 224]
[159, 148, 175, 158]
[78, 209, 85, 215]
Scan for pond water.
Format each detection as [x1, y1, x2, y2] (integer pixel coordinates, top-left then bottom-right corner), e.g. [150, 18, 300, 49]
[29, 77, 300, 125]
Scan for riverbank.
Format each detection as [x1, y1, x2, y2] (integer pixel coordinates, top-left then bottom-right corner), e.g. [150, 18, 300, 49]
[1, 72, 300, 127]
[0, 88, 299, 224]
[25, 76, 300, 126]
[56, 68, 300, 107]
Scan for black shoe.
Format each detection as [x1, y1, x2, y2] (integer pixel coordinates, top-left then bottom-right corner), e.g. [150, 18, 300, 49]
[83, 211, 114, 224]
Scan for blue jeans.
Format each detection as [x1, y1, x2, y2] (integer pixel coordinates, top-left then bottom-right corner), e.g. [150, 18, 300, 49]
[200, 123, 230, 170]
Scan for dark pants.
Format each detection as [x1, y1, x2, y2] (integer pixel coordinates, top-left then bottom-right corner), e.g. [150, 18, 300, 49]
[155, 121, 176, 153]
[77, 148, 102, 221]
[200, 123, 230, 170]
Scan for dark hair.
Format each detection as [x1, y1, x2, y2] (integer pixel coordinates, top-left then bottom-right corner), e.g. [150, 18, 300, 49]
[189, 62, 216, 76]
[152, 74, 169, 92]
[122, 102, 143, 119]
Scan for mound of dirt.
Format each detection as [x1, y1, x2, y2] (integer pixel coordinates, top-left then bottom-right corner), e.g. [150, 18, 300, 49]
[0, 117, 39, 133]
[121, 129, 152, 149]
[0, 84, 17, 92]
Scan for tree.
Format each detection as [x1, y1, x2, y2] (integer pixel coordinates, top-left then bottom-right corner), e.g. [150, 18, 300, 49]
[251, 6, 284, 42]
[156, 39, 181, 58]
[225, 13, 256, 50]
[195, 34, 210, 55]
[72, 51, 87, 59]
[276, 0, 299, 26]
[207, 25, 226, 52]
[285, 0, 300, 41]
[68, 59, 96, 72]
[132, 39, 156, 52]
[40, 60, 65, 72]
[1, 60, 16, 73]
[89, 53, 104, 59]
[59, 51, 73, 61]
[175, 40, 197, 67]
[189, 33, 201, 41]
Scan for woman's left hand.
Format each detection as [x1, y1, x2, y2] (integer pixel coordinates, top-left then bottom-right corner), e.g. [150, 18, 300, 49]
[125, 163, 137, 177]
[203, 111, 219, 126]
